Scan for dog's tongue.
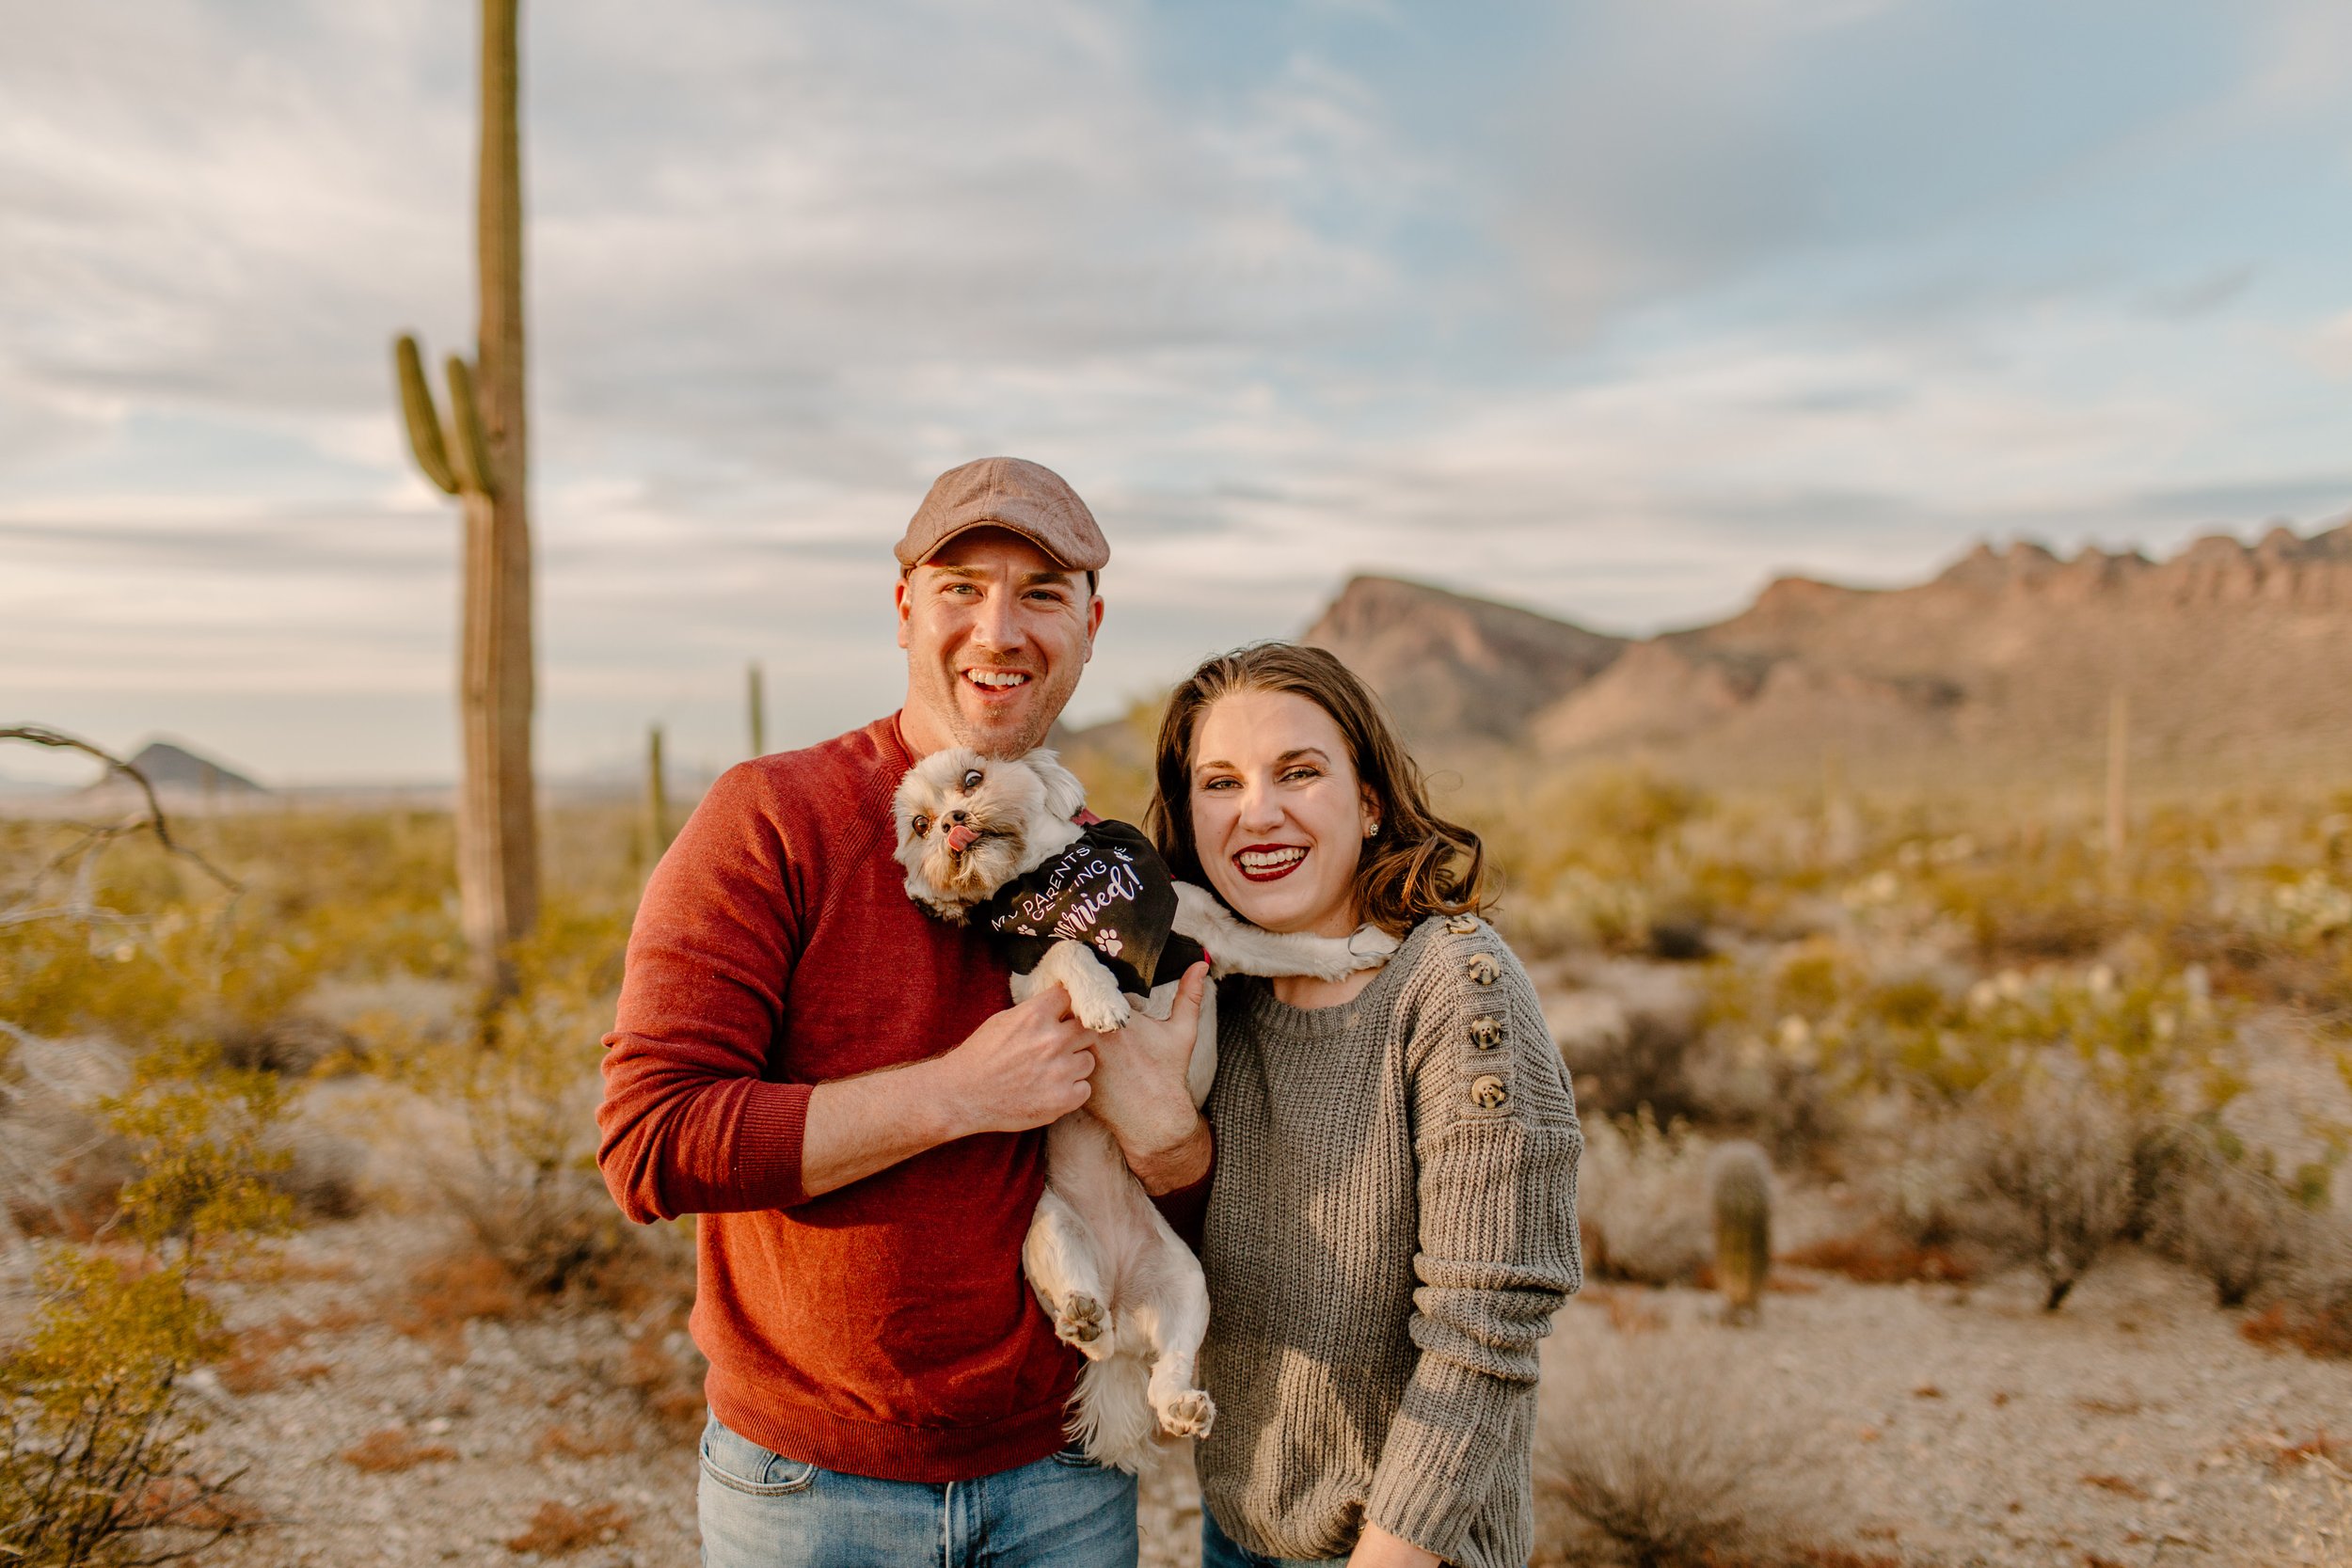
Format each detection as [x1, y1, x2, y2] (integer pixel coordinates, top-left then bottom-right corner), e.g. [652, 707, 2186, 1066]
[946, 823, 979, 854]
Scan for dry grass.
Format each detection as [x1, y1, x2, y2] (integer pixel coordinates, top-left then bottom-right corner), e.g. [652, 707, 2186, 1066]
[2248, 1429, 2352, 1470]
[1574, 1284, 1669, 1335]
[341, 1427, 456, 1473]
[2079, 1473, 2149, 1498]
[534, 1421, 635, 1461]
[618, 1331, 707, 1433]
[2242, 1300, 2352, 1359]
[1578, 1111, 1715, 1286]
[388, 1248, 524, 1361]
[504, 1500, 631, 1556]
[1776, 1225, 1976, 1286]
[1534, 1325, 1851, 1568]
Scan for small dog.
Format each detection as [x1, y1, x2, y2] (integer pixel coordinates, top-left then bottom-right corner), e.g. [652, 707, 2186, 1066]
[892, 745, 1393, 1469]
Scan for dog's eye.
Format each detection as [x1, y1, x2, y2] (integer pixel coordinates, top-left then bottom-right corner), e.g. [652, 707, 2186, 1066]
[912, 815, 930, 836]
[961, 768, 984, 791]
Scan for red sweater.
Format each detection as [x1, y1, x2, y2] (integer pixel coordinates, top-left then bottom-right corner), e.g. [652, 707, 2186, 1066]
[597, 713, 1203, 1482]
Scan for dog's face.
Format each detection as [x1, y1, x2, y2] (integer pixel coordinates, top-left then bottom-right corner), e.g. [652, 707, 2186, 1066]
[892, 746, 1087, 920]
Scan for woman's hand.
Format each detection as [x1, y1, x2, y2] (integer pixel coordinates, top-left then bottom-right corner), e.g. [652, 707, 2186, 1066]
[1086, 960, 1212, 1194]
[1348, 1525, 1441, 1567]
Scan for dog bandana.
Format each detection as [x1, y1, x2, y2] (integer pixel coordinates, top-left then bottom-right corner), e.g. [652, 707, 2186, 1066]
[973, 819, 1206, 996]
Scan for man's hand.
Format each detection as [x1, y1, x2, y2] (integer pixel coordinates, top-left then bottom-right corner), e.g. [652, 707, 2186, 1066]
[798, 986, 1096, 1198]
[928, 985, 1101, 1136]
[1088, 961, 1212, 1194]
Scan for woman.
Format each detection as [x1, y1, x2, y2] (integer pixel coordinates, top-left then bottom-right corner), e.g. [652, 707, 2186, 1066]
[1145, 642, 1583, 1568]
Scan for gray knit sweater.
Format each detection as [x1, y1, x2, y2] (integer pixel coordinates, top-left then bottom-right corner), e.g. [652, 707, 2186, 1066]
[1195, 913, 1583, 1568]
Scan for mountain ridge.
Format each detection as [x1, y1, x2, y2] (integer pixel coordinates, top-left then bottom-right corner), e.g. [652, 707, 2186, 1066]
[1068, 517, 2352, 792]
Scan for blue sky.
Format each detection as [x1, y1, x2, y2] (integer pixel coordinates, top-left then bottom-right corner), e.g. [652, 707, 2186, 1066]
[7, 0, 2352, 784]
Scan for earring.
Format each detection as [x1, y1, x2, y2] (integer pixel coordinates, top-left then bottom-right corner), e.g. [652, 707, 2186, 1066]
[1363, 820, 1379, 839]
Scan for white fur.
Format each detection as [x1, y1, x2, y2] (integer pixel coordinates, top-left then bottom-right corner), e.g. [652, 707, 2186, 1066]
[892, 745, 1397, 1469]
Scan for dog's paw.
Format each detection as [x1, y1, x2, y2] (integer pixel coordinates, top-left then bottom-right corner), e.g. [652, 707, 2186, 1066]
[1155, 1388, 1216, 1440]
[1055, 1293, 1113, 1357]
[1071, 988, 1132, 1033]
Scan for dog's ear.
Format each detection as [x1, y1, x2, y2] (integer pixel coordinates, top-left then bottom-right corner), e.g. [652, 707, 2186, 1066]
[1023, 747, 1089, 824]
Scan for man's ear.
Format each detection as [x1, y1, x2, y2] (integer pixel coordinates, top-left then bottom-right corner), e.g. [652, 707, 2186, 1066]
[1083, 594, 1104, 663]
[895, 575, 914, 651]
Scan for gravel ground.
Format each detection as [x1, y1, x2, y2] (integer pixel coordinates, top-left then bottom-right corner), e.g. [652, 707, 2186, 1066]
[141, 1215, 2352, 1566]
[1543, 1251, 2352, 1568]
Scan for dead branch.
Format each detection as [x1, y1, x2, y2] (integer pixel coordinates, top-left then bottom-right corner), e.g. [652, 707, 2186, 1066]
[0, 727, 243, 926]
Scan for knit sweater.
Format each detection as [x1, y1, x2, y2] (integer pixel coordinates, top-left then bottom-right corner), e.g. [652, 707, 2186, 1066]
[1195, 914, 1582, 1568]
[597, 713, 1205, 1483]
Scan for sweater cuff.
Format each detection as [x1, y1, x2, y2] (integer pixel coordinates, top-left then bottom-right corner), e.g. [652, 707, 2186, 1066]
[1364, 1352, 1518, 1562]
[728, 1079, 813, 1209]
[1148, 1158, 1213, 1252]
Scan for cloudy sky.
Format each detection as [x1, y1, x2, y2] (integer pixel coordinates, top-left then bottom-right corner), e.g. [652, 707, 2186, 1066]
[8, 0, 2352, 784]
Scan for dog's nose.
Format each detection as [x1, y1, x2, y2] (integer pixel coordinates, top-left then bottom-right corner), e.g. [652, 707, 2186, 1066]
[948, 809, 968, 823]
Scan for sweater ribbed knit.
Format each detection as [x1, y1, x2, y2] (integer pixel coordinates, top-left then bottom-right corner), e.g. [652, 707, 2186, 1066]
[1195, 915, 1582, 1568]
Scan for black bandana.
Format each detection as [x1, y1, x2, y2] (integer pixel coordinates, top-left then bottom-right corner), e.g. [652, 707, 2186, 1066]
[972, 819, 1205, 996]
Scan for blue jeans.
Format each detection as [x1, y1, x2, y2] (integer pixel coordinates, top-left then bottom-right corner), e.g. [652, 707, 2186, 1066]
[1200, 1508, 1346, 1568]
[697, 1415, 1137, 1567]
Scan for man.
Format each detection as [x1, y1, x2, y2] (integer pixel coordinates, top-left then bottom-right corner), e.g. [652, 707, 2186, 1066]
[597, 456, 1211, 1568]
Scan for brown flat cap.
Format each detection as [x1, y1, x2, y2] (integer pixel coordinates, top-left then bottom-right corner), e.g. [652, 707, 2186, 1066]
[895, 456, 1109, 574]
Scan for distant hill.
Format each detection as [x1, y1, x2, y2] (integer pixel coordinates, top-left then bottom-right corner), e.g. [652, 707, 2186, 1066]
[81, 740, 266, 799]
[1300, 576, 1628, 748]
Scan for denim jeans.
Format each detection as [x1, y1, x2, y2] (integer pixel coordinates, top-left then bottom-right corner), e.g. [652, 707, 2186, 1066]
[697, 1415, 1138, 1568]
[1199, 1508, 1346, 1568]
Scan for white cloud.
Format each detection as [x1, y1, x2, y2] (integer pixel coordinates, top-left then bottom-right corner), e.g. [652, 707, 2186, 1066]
[6, 1, 2352, 781]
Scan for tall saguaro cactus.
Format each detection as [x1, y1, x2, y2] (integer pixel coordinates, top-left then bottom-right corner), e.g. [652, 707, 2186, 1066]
[393, 0, 537, 991]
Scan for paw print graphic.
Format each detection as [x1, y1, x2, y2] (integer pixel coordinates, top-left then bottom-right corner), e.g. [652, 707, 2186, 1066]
[1097, 928, 1123, 958]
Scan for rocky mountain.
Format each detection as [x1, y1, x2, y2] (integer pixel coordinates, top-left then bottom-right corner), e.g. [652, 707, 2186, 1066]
[1064, 520, 2352, 796]
[1527, 523, 2352, 785]
[1300, 576, 1628, 747]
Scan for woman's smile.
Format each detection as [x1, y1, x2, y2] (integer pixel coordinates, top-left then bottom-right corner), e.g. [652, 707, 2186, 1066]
[1234, 843, 1309, 881]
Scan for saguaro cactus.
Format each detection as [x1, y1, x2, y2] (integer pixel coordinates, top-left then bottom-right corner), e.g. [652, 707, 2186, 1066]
[644, 723, 672, 864]
[747, 662, 767, 758]
[1708, 1141, 1772, 1325]
[393, 0, 537, 991]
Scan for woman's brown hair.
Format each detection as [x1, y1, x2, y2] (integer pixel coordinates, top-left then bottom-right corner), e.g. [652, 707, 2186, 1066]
[1145, 641, 1490, 938]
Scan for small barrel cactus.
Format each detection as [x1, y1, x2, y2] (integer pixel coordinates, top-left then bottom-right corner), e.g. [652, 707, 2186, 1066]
[1709, 1140, 1772, 1325]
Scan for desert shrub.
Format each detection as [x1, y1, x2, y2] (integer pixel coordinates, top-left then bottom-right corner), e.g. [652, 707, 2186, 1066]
[1560, 1005, 1708, 1130]
[0, 1044, 291, 1564]
[99, 1044, 294, 1267]
[0, 1254, 239, 1566]
[1475, 768, 1724, 956]
[1534, 1325, 1849, 1567]
[2155, 1123, 2308, 1307]
[384, 899, 632, 1296]
[1966, 1070, 2136, 1309]
[1578, 1111, 1713, 1286]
